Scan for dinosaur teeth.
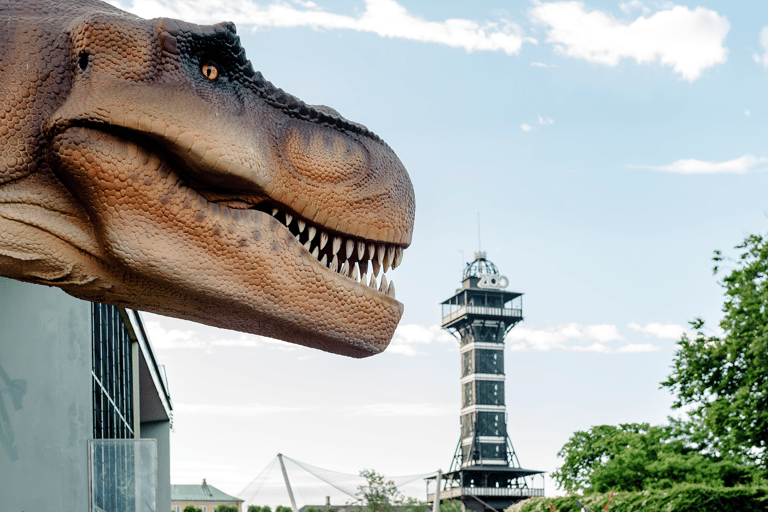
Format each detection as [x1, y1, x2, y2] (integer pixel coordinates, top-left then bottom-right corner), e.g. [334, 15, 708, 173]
[357, 241, 366, 261]
[393, 247, 403, 269]
[369, 273, 377, 289]
[285, 214, 293, 227]
[376, 244, 385, 266]
[371, 257, 381, 277]
[340, 260, 348, 276]
[330, 254, 339, 273]
[312, 247, 319, 259]
[360, 271, 367, 285]
[367, 243, 376, 261]
[320, 231, 328, 250]
[320, 254, 327, 267]
[350, 264, 359, 281]
[308, 226, 317, 242]
[358, 259, 368, 276]
[345, 239, 355, 259]
[272, 208, 278, 216]
[379, 274, 388, 294]
[332, 236, 342, 255]
[303, 240, 311, 251]
[387, 280, 395, 299]
[298, 220, 306, 233]
[384, 245, 395, 273]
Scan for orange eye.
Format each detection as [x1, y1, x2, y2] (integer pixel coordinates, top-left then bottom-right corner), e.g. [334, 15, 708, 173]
[201, 61, 219, 80]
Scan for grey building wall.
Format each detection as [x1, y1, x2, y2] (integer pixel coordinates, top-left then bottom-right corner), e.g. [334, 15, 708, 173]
[0, 278, 93, 511]
[142, 419, 172, 512]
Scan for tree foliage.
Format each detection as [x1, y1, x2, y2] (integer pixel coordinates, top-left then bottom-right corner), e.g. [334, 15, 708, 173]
[551, 422, 757, 493]
[248, 507, 273, 512]
[214, 505, 238, 512]
[661, 233, 768, 470]
[183, 506, 203, 512]
[354, 469, 428, 512]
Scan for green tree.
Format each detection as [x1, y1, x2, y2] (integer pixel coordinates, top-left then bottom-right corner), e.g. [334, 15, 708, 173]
[551, 422, 756, 493]
[248, 506, 273, 512]
[214, 505, 238, 512]
[353, 469, 428, 512]
[275, 506, 292, 512]
[661, 233, 768, 471]
[183, 506, 203, 512]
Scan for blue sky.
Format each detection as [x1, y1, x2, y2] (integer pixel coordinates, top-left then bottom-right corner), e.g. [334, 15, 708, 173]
[109, 0, 768, 502]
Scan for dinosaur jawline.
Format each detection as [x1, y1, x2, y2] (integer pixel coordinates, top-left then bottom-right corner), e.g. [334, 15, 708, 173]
[244, 202, 403, 300]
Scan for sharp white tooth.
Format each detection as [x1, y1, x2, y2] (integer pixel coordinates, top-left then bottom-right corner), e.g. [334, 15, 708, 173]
[330, 255, 339, 273]
[360, 271, 367, 285]
[303, 240, 311, 251]
[312, 247, 319, 259]
[346, 239, 355, 259]
[369, 273, 377, 288]
[377, 244, 385, 265]
[320, 231, 328, 250]
[387, 280, 395, 299]
[372, 258, 381, 277]
[379, 274, 388, 293]
[320, 254, 327, 266]
[340, 260, 348, 276]
[351, 265, 359, 281]
[367, 243, 376, 260]
[272, 208, 278, 216]
[357, 241, 365, 260]
[308, 226, 317, 241]
[333, 236, 342, 255]
[298, 220, 306, 233]
[384, 245, 394, 272]
[285, 214, 293, 226]
[393, 247, 403, 269]
[358, 260, 368, 276]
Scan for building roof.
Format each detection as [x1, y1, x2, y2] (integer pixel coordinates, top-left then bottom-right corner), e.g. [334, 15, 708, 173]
[172, 480, 244, 503]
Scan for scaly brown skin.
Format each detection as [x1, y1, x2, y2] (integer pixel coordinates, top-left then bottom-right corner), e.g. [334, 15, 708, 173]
[0, 0, 415, 357]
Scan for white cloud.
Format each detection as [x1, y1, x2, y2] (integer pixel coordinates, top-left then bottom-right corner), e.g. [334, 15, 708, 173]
[386, 324, 455, 356]
[538, 114, 554, 125]
[520, 123, 534, 132]
[144, 320, 297, 352]
[628, 321, 686, 339]
[628, 154, 768, 174]
[530, 62, 558, 67]
[530, 2, 729, 81]
[109, 0, 528, 55]
[506, 322, 624, 352]
[616, 343, 659, 353]
[753, 26, 768, 67]
[745, 109, 752, 117]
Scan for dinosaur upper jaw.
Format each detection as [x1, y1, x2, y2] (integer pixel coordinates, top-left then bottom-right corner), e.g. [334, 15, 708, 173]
[44, 80, 414, 357]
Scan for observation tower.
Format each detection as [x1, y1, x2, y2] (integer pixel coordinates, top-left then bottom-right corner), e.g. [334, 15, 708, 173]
[427, 252, 544, 512]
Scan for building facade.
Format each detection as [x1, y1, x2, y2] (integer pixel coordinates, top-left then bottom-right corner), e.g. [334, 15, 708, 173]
[0, 277, 173, 511]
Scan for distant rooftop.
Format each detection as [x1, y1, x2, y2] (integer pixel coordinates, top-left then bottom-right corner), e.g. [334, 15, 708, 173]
[172, 479, 244, 503]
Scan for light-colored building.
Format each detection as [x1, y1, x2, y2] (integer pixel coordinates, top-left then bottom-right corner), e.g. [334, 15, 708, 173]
[0, 278, 174, 511]
[173, 479, 246, 512]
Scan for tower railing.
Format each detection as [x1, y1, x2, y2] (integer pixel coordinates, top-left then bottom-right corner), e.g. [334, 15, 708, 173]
[442, 305, 522, 325]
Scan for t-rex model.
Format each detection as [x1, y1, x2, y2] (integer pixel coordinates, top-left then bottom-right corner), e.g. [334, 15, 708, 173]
[0, 0, 415, 357]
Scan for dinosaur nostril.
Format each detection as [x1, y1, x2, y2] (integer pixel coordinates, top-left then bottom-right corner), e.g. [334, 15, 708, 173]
[78, 51, 89, 71]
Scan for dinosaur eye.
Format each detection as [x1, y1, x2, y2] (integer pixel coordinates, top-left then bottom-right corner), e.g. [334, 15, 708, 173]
[201, 61, 219, 81]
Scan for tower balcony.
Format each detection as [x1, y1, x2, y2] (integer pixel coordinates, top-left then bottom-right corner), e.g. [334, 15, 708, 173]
[441, 305, 522, 330]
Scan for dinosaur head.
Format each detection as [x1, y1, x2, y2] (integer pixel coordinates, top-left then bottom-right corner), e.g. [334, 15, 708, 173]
[42, 10, 415, 357]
